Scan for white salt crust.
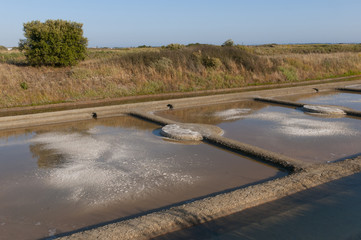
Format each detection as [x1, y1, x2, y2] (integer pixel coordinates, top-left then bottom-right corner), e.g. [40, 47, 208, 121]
[30, 130, 196, 205]
[302, 105, 346, 115]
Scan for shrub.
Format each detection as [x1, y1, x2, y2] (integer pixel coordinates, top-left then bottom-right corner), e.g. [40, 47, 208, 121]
[279, 66, 298, 81]
[137, 45, 152, 48]
[20, 82, 28, 90]
[222, 39, 234, 47]
[0, 45, 8, 51]
[165, 43, 185, 50]
[0, 51, 26, 65]
[19, 19, 88, 67]
[202, 56, 222, 69]
[151, 57, 173, 72]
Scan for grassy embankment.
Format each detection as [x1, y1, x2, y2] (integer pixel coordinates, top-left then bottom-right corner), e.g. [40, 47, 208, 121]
[0, 43, 361, 108]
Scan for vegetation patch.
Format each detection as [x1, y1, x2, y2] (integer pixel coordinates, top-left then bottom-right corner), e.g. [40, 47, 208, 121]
[19, 81, 29, 90]
[0, 43, 361, 108]
[19, 19, 88, 67]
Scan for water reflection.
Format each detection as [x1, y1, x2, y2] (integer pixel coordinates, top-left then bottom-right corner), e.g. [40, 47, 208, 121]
[30, 144, 67, 168]
[279, 91, 361, 112]
[156, 100, 267, 124]
[24, 117, 158, 169]
[154, 173, 361, 240]
[0, 115, 282, 239]
[156, 100, 361, 163]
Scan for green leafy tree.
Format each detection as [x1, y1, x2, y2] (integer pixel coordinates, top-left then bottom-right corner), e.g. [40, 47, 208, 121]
[19, 19, 88, 67]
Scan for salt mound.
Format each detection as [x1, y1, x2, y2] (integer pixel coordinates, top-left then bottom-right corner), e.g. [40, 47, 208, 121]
[302, 105, 346, 115]
[160, 123, 223, 141]
[161, 124, 203, 141]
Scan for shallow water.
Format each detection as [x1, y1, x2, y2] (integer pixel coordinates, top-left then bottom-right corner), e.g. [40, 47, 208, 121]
[154, 172, 361, 240]
[279, 92, 361, 111]
[157, 101, 361, 163]
[0, 116, 283, 239]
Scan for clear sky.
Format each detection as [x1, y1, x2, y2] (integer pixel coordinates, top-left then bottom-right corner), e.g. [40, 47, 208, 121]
[1, 0, 360, 47]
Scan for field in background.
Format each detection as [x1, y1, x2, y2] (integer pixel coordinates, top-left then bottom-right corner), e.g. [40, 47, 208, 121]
[0, 44, 361, 108]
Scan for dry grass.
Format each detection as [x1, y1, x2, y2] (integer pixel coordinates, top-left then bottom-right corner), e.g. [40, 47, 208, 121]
[0, 44, 361, 108]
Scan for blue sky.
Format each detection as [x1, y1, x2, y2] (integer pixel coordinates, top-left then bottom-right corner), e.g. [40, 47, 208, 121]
[1, 0, 360, 47]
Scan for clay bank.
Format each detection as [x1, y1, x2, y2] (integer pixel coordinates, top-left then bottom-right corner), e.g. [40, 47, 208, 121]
[0, 78, 361, 240]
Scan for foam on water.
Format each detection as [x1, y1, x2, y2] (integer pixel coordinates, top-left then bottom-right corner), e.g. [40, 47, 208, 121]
[245, 112, 357, 137]
[30, 129, 196, 205]
[214, 108, 251, 120]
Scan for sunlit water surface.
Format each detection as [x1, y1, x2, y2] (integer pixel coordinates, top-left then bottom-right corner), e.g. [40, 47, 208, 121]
[0, 116, 282, 239]
[157, 100, 361, 163]
[154, 172, 361, 240]
[280, 91, 361, 111]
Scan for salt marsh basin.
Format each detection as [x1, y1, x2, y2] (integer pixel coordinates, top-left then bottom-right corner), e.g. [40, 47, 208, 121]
[0, 79, 361, 239]
[0, 116, 283, 239]
[157, 100, 361, 163]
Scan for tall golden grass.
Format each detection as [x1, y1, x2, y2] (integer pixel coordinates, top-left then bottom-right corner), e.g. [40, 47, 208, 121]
[0, 44, 361, 108]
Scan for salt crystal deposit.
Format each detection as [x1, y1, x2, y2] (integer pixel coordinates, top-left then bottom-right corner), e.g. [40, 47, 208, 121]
[302, 105, 346, 115]
[161, 124, 203, 141]
[213, 108, 251, 120]
[245, 112, 356, 137]
[30, 130, 196, 205]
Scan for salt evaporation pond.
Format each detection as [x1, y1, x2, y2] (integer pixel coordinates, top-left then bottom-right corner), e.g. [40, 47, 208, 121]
[280, 91, 361, 112]
[0, 116, 283, 240]
[154, 172, 361, 240]
[157, 101, 361, 163]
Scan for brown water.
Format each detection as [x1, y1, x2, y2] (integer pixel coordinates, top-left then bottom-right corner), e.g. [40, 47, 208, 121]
[0, 116, 283, 239]
[157, 100, 361, 163]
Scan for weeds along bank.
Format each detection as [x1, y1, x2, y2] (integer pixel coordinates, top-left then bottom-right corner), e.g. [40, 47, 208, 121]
[0, 44, 361, 108]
